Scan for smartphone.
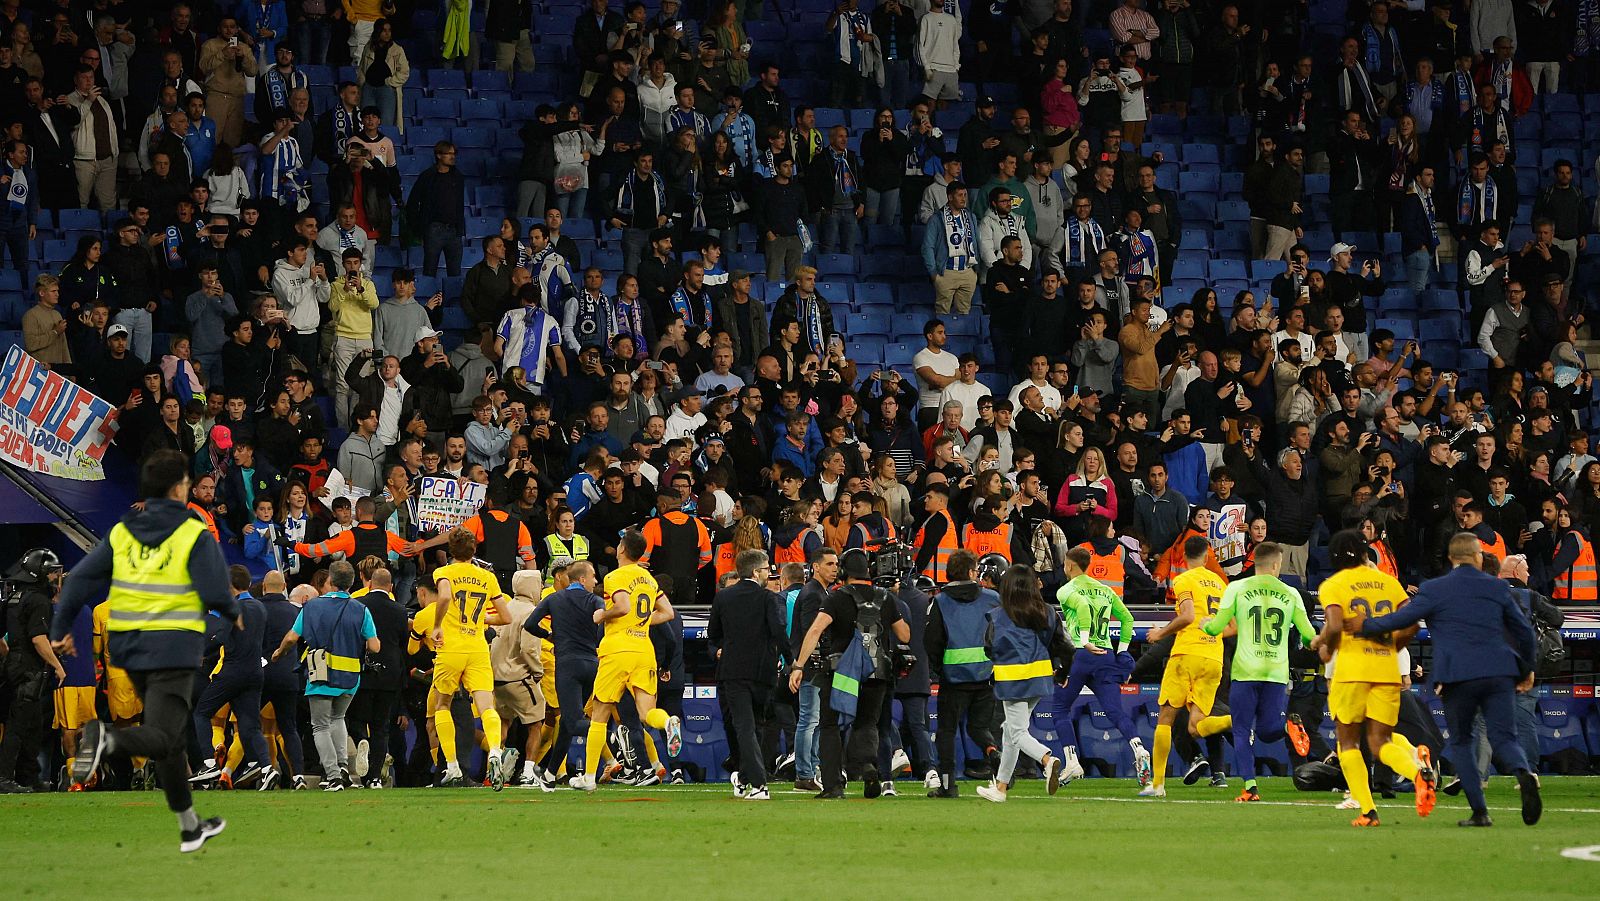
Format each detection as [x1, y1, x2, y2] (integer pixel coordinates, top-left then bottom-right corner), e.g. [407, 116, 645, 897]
[646, 360, 665, 371]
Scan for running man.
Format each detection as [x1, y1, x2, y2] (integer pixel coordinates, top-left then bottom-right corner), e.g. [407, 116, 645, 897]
[1201, 542, 1316, 801]
[573, 529, 683, 792]
[1053, 547, 1151, 788]
[1312, 530, 1437, 826]
[1139, 536, 1235, 798]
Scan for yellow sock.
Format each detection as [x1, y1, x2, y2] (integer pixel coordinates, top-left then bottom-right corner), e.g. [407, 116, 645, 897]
[480, 709, 503, 753]
[434, 708, 457, 761]
[585, 720, 608, 777]
[1196, 715, 1232, 738]
[1378, 738, 1420, 780]
[1152, 724, 1172, 789]
[1339, 748, 1375, 814]
[644, 707, 670, 731]
[640, 732, 661, 769]
[225, 736, 245, 773]
[210, 722, 226, 751]
[534, 722, 556, 763]
[132, 756, 147, 769]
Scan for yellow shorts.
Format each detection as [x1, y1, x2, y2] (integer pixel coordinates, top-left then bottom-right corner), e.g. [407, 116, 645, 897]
[1329, 680, 1401, 727]
[432, 650, 494, 695]
[1157, 654, 1222, 713]
[106, 669, 142, 721]
[52, 686, 96, 730]
[591, 650, 657, 705]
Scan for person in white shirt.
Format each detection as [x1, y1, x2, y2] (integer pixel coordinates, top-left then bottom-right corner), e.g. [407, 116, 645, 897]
[694, 344, 746, 396]
[1160, 337, 1201, 421]
[938, 352, 990, 430]
[918, 4, 963, 103]
[316, 202, 372, 274]
[911, 318, 959, 429]
[664, 388, 708, 440]
[977, 190, 1032, 275]
[1008, 353, 1063, 412]
[1271, 305, 1315, 358]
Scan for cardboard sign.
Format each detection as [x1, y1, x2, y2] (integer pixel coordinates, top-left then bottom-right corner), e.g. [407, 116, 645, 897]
[0, 346, 119, 480]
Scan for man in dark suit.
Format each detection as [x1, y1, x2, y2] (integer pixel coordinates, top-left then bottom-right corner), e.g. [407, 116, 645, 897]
[19, 77, 76, 213]
[707, 548, 787, 800]
[1356, 531, 1542, 828]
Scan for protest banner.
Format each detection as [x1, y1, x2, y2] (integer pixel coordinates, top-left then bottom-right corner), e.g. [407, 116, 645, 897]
[0, 346, 119, 480]
[414, 475, 485, 532]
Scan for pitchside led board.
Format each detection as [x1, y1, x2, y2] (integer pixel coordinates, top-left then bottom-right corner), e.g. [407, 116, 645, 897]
[0, 346, 119, 481]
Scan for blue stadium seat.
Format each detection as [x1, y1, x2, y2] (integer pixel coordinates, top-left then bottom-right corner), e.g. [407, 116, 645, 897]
[454, 126, 493, 149]
[1182, 143, 1219, 166]
[1252, 259, 1287, 280]
[426, 69, 468, 91]
[1418, 316, 1460, 343]
[815, 281, 852, 302]
[58, 209, 100, 231]
[855, 282, 894, 305]
[1537, 698, 1588, 765]
[848, 338, 886, 366]
[1171, 255, 1207, 281]
[1217, 200, 1250, 222]
[1179, 169, 1219, 194]
[1208, 258, 1247, 281]
[473, 71, 510, 93]
[855, 309, 891, 337]
[816, 253, 857, 279]
[883, 341, 916, 369]
[415, 96, 459, 121]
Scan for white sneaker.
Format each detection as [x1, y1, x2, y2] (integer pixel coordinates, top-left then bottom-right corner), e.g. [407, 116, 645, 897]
[1062, 751, 1085, 784]
[354, 740, 370, 779]
[730, 770, 745, 797]
[880, 781, 897, 797]
[570, 773, 597, 792]
[889, 748, 911, 775]
[1044, 755, 1064, 795]
[1137, 784, 1167, 798]
[922, 768, 940, 790]
[1131, 738, 1153, 788]
[740, 785, 771, 800]
[976, 781, 1007, 803]
[1335, 794, 1360, 810]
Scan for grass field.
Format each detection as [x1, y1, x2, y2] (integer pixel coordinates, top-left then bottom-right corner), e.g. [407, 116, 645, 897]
[6, 777, 1600, 899]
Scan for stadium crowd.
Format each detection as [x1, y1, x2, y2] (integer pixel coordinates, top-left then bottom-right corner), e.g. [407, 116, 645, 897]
[0, 0, 1592, 815]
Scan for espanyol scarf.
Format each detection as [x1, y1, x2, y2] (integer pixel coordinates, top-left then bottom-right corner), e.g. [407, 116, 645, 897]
[1490, 58, 1513, 105]
[613, 296, 648, 355]
[264, 66, 299, 111]
[832, 150, 857, 194]
[798, 293, 825, 357]
[1470, 105, 1510, 155]
[1578, 0, 1600, 56]
[1338, 64, 1378, 123]
[1447, 69, 1474, 116]
[836, 10, 868, 66]
[2, 162, 26, 214]
[1065, 216, 1105, 266]
[616, 170, 668, 222]
[681, 164, 706, 229]
[667, 107, 708, 142]
[670, 285, 712, 331]
[1403, 77, 1442, 131]
[163, 225, 186, 269]
[332, 103, 357, 158]
[944, 207, 973, 265]
[1458, 176, 1497, 226]
[1362, 24, 1402, 80]
[573, 290, 615, 348]
[1122, 228, 1157, 281]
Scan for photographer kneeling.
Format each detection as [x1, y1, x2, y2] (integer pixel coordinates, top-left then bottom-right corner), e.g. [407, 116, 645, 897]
[789, 548, 911, 799]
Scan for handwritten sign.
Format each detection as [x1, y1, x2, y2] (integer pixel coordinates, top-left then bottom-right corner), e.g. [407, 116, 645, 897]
[414, 476, 485, 533]
[0, 346, 119, 480]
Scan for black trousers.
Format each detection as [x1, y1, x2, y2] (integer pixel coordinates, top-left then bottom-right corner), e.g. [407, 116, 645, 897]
[119, 669, 199, 814]
[543, 655, 597, 774]
[0, 667, 48, 784]
[934, 681, 998, 780]
[259, 681, 306, 773]
[820, 677, 891, 790]
[721, 679, 772, 788]
[347, 686, 401, 780]
[193, 671, 269, 767]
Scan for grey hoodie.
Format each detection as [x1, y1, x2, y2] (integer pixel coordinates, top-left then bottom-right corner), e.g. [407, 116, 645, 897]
[52, 499, 238, 672]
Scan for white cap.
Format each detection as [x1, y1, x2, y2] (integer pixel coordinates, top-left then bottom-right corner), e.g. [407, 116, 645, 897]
[1327, 242, 1356, 261]
[106, 323, 131, 339]
[414, 325, 442, 345]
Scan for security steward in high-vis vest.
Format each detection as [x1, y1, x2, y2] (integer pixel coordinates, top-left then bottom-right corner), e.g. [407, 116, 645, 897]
[921, 549, 1000, 798]
[51, 450, 239, 853]
[292, 496, 416, 575]
[460, 488, 536, 588]
[640, 489, 713, 722]
[1460, 501, 1508, 563]
[961, 497, 1015, 562]
[539, 507, 591, 578]
[912, 485, 958, 585]
[1550, 506, 1598, 602]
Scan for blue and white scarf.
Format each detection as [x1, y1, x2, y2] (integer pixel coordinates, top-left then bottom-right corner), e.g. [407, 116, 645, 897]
[831, 150, 857, 196]
[163, 225, 187, 269]
[2, 162, 27, 216]
[667, 107, 709, 144]
[670, 285, 712, 331]
[1489, 58, 1513, 106]
[615, 170, 668, 225]
[1446, 68, 1475, 116]
[331, 103, 358, 160]
[1361, 23, 1403, 82]
[1577, 0, 1600, 56]
[263, 66, 304, 112]
[943, 206, 974, 269]
[797, 292, 826, 357]
[1470, 104, 1510, 156]
[1337, 63, 1378, 123]
[1065, 216, 1106, 267]
[680, 165, 706, 229]
[1121, 227, 1157, 283]
[1458, 176, 1498, 226]
[573, 290, 616, 349]
[835, 9, 870, 67]
[613, 296, 648, 355]
[1402, 77, 1442, 134]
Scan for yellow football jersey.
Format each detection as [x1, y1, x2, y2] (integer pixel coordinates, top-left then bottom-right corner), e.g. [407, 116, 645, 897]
[1318, 566, 1407, 685]
[432, 561, 504, 653]
[1170, 567, 1226, 660]
[599, 563, 660, 656]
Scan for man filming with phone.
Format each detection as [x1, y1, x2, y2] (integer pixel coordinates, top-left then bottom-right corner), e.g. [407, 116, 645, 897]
[328, 247, 378, 428]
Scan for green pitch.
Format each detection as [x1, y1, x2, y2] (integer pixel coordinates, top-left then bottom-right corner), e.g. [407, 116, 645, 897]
[7, 777, 1600, 898]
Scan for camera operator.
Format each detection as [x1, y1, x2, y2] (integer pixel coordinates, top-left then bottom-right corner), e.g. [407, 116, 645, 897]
[788, 548, 911, 799]
[876, 563, 934, 796]
[0, 550, 67, 793]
